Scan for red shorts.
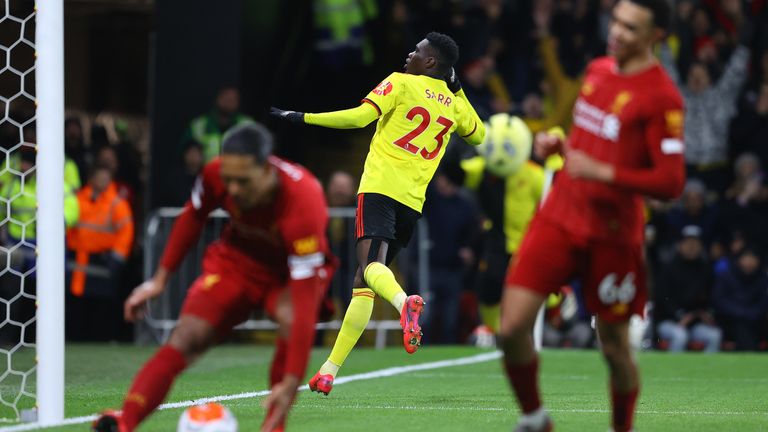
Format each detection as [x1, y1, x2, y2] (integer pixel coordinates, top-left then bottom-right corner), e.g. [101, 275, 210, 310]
[180, 242, 330, 338]
[505, 217, 646, 322]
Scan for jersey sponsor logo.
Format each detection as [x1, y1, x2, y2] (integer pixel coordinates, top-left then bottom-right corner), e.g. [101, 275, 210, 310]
[372, 80, 393, 96]
[664, 110, 683, 137]
[293, 235, 319, 255]
[611, 91, 632, 114]
[287, 251, 324, 280]
[573, 99, 621, 142]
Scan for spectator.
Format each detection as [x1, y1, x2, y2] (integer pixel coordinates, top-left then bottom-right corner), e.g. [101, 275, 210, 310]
[660, 21, 750, 193]
[181, 86, 254, 162]
[654, 225, 722, 352]
[158, 140, 204, 207]
[0, 148, 80, 259]
[0, 148, 79, 344]
[95, 145, 135, 206]
[65, 117, 92, 180]
[731, 82, 768, 170]
[527, 6, 583, 133]
[460, 57, 511, 119]
[66, 165, 134, 341]
[421, 172, 479, 344]
[716, 153, 768, 253]
[326, 171, 357, 208]
[712, 244, 768, 350]
[325, 170, 357, 308]
[663, 179, 719, 255]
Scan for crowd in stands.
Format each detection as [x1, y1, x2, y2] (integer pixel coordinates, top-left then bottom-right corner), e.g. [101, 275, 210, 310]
[0, 113, 144, 343]
[1, 0, 765, 351]
[373, 0, 768, 351]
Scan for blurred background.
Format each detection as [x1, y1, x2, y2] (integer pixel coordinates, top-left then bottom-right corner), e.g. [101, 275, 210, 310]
[0, 0, 766, 353]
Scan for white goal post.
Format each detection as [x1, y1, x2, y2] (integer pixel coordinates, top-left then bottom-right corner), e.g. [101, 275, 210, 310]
[35, 0, 65, 425]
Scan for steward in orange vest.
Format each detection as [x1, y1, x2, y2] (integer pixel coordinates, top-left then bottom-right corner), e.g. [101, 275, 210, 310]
[66, 165, 134, 297]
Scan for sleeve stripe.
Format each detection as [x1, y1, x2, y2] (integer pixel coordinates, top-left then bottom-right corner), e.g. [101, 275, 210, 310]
[361, 98, 382, 116]
[461, 121, 478, 138]
[288, 252, 325, 280]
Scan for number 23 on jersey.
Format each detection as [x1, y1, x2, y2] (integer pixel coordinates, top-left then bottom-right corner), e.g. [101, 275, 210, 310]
[393, 106, 454, 160]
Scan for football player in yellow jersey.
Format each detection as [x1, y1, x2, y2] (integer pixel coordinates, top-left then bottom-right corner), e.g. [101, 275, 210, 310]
[271, 32, 485, 395]
[460, 115, 564, 337]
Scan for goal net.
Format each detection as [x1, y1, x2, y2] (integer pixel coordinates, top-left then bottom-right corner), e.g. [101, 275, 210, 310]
[0, 0, 64, 425]
[0, 0, 38, 423]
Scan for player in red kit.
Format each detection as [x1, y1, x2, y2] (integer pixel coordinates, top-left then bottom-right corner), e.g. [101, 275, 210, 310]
[499, 1, 685, 431]
[93, 123, 335, 432]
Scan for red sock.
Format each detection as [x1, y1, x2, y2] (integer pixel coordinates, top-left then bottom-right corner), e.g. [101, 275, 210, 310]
[121, 345, 187, 430]
[503, 356, 542, 414]
[611, 385, 639, 432]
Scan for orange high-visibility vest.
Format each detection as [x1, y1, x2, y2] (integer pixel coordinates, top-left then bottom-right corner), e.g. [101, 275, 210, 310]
[66, 182, 134, 296]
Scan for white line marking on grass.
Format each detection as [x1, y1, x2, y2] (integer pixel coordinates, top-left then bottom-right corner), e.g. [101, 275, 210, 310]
[0, 351, 502, 431]
[294, 404, 767, 417]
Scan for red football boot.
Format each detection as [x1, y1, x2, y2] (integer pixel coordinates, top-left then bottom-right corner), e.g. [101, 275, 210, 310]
[400, 295, 425, 354]
[308, 371, 334, 396]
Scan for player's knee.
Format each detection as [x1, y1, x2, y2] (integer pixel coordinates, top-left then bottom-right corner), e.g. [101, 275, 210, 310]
[352, 271, 366, 288]
[168, 318, 215, 360]
[600, 339, 631, 366]
[498, 318, 528, 342]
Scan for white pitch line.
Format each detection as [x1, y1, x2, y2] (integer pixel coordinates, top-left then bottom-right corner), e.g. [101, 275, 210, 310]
[0, 351, 502, 431]
[295, 404, 767, 417]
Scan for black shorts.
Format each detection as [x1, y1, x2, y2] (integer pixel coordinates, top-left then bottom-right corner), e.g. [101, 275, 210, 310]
[355, 193, 420, 263]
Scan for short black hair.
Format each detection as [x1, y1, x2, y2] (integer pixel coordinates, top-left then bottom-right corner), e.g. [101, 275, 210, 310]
[425, 32, 459, 76]
[221, 122, 273, 164]
[627, 0, 670, 32]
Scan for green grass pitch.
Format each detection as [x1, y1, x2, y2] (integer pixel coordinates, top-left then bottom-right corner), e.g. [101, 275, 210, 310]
[3, 345, 767, 431]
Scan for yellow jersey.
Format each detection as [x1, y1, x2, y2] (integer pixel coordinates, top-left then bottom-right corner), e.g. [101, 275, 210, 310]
[358, 72, 483, 212]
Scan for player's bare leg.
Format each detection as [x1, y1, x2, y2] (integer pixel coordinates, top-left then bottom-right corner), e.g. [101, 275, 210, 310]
[498, 286, 553, 432]
[596, 318, 639, 432]
[358, 238, 424, 353]
[93, 315, 216, 432]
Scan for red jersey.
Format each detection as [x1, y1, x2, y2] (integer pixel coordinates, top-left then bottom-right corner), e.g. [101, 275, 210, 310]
[160, 156, 330, 279]
[539, 57, 686, 245]
[160, 156, 331, 378]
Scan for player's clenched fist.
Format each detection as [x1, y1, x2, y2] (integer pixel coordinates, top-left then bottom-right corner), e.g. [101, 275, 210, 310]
[269, 107, 305, 124]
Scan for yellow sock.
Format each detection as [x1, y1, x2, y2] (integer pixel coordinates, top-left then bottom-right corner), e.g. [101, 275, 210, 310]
[479, 303, 501, 333]
[364, 262, 407, 312]
[318, 359, 339, 377]
[326, 288, 375, 374]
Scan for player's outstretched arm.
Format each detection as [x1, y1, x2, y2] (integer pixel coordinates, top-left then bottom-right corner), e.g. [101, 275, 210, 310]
[306, 103, 380, 129]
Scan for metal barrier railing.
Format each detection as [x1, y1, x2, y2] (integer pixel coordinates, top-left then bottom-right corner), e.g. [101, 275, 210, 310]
[137, 207, 429, 349]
